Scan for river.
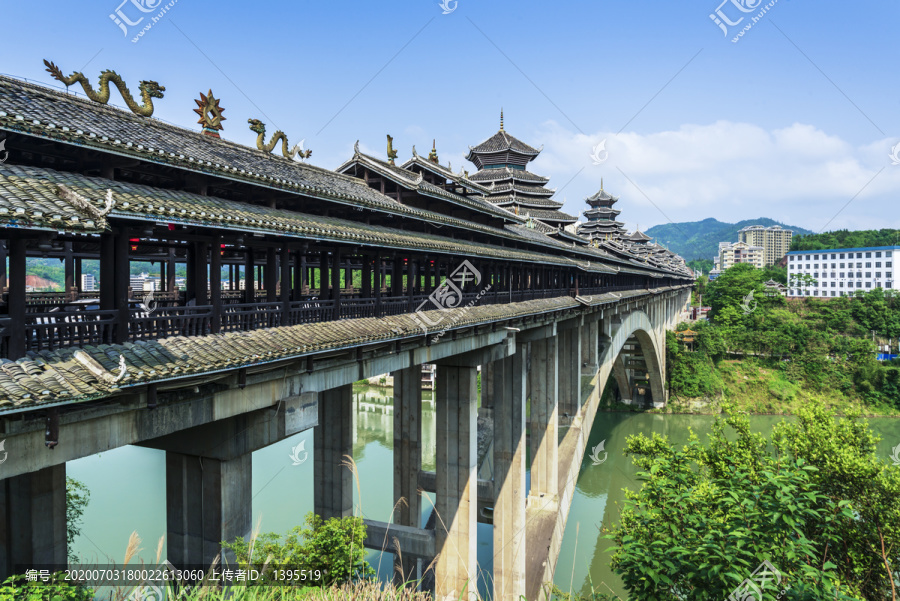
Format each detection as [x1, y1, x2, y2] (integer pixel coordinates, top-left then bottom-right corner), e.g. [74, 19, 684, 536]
[68, 385, 900, 599]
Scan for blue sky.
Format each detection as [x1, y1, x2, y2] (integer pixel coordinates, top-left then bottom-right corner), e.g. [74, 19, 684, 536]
[3, 0, 899, 233]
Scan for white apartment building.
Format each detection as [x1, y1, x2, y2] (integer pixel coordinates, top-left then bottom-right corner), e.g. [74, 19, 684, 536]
[738, 225, 793, 267]
[786, 246, 898, 297]
[719, 241, 765, 269]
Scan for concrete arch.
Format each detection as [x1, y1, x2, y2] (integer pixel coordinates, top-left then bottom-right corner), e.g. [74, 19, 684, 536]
[598, 309, 667, 407]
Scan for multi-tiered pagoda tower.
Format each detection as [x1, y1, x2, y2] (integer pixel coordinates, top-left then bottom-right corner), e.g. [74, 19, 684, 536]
[466, 112, 576, 229]
[577, 180, 627, 242]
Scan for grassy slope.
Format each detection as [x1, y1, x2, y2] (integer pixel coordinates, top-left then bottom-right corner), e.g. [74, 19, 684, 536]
[602, 357, 900, 417]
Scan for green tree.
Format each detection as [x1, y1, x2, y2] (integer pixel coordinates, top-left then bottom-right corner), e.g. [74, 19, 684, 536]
[606, 402, 900, 600]
[66, 477, 90, 564]
[223, 512, 373, 586]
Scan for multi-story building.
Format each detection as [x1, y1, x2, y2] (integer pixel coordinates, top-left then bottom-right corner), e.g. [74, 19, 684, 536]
[786, 246, 898, 297]
[738, 225, 793, 267]
[80, 274, 96, 292]
[718, 241, 764, 270]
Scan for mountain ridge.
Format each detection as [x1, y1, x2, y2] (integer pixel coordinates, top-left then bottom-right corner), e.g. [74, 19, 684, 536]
[644, 218, 815, 261]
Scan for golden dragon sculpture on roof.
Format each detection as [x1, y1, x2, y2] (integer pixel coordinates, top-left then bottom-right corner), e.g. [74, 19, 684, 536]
[248, 119, 311, 161]
[43, 60, 164, 117]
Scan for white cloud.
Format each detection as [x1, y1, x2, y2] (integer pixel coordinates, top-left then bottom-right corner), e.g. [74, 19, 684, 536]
[529, 120, 900, 232]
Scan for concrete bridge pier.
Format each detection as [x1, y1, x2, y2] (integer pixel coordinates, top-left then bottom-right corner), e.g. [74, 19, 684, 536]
[141, 393, 319, 567]
[314, 384, 354, 520]
[0, 465, 67, 574]
[581, 317, 600, 375]
[490, 350, 527, 601]
[392, 366, 425, 583]
[433, 361, 479, 601]
[558, 320, 582, 420]
[527, 332, 558, 507]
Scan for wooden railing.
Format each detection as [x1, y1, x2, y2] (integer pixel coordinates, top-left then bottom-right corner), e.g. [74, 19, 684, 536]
[4, 284, 662, 354]
[25, 309, 118, 351]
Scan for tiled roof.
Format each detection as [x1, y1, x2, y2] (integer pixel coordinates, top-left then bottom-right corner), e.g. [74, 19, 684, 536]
[467, 130, 541, 156]
[468, 167, 549, 184]
[0, 164, 600, 268]
[519, 208, 578, 223]
[0, 76, 466, 228]
[0, 286, 687, 411]
[486, 182, 556, 198]
[586, 188, 619, 203]
[337, 151, 522, 224]
[400, 155, 491, 194]
[0, 165, 103, 232]
[489, 195, 569, 210]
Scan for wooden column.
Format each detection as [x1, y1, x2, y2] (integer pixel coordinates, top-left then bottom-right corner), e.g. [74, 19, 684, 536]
[407, 258, 417, 312]
[74, 256, 82, 293]
[280, 245, 291, 324]
[167, 248, 177, 295]
[392, 256, 403, 298]
[331, 248, 342, 320]
[114, 232, 130, 344]
[293, 250, 304, 301]
[319, 251, 329, 299]
[6, 239, 26, 359]
[243, 247, 255, 304]
[210, 237, 222, 334]
[64, 242, 75, 300]
[265, 247, 277, 303]
[100, 233, 115, 311]
[374, 253, 382, 316]
[0, 240, 7, 292]
[361, 253, 372, 299]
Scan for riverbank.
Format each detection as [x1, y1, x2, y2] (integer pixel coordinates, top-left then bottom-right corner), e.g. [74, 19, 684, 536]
[601, 357, 900, 417]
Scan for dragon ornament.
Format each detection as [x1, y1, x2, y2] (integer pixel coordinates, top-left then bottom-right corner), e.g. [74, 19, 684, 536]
[248, 119, 311, 161]
[43, 59, 164, 117]
[386, 134, 398, 165]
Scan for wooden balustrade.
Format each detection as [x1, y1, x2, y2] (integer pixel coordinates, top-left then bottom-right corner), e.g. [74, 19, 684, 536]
[2, 284, 652, 354]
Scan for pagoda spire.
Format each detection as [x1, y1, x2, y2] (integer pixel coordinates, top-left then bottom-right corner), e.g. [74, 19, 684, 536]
[500, 108, 504, 131]
[428, 139, 439, 163]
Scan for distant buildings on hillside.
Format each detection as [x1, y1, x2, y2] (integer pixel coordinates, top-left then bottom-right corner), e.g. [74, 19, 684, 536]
[787, 246, 898, 297]
[738, 225, 793, 267]
[710, 225, 794, 278]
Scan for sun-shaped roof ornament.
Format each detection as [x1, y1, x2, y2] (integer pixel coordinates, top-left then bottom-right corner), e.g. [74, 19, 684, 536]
[194, 89, 225, 138]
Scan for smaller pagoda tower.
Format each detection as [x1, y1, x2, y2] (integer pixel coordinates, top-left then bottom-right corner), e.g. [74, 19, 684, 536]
[577, 180, 627, 241]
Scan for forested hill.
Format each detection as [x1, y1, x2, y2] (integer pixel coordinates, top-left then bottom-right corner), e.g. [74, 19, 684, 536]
[645, 218, 814, 261]
[791, 229, 900, 251]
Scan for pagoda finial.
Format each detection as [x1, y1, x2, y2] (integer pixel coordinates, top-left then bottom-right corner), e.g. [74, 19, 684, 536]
[428, 139, 439, 163]
[600, 177, 604, 191]
[500, 108, 504, 131]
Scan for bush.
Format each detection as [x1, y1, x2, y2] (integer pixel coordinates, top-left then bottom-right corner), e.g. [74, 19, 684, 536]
[0, 573, 93, 601]
[223, 512, 373, 586]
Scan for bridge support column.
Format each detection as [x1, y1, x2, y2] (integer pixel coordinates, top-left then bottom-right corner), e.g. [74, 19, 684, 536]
[393, 366, 425, 583]
[434, 364, 478, 601]
[315, 384, 353, 520]
[491, 352, 527, 601]
[480, 361, 494, 411]
[613, 354, 632, 404]
[581, 318, 599, 374]
[165, 452, 251, 567]
[558, 327, 581, 419]
[0, 465, 67, 577]
[528, 336, 558, 504]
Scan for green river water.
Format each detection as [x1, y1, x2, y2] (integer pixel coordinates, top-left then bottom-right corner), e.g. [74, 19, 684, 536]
[67, 385, 900, 599]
